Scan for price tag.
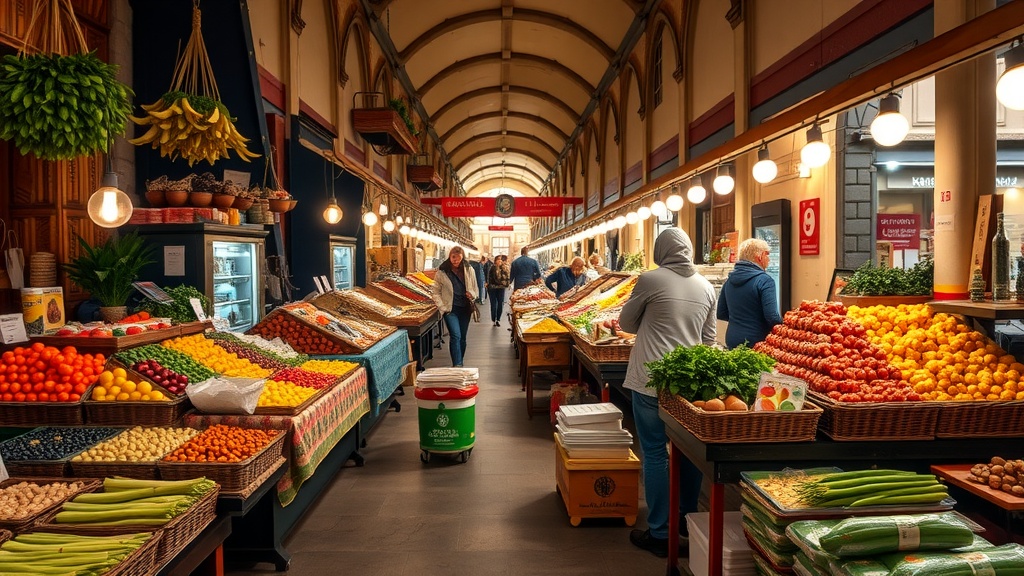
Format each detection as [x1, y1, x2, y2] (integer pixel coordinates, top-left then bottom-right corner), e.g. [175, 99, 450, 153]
[189, 298, 208, 322]
[0, 313, 29, 345]
[210, 317, 230, 332]
[0, 454, 7, 482]
[312, 276, 326, 294]
[320, 275, 333, 292]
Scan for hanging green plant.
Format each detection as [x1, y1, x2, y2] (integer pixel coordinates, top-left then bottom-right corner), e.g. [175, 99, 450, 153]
[0, 0, 132, 160]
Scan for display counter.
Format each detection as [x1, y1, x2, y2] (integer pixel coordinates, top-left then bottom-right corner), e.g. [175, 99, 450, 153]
[513, 323, 573, 418]
[659, 407, 1024, 576]
[573, 346, 629, 402]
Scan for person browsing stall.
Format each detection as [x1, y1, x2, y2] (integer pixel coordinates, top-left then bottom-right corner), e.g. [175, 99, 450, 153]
[716, 238, 783, 349]
[431, 246, 479, 367]
[545, 256, 588, 298]
[509, 246, 543, 291]
[618, 228, 717, 558]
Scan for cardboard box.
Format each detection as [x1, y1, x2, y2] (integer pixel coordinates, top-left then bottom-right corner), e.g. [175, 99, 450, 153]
[21, 287, 65, 335]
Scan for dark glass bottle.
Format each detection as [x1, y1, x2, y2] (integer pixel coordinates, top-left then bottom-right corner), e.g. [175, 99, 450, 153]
[992, 213, 1010, 301]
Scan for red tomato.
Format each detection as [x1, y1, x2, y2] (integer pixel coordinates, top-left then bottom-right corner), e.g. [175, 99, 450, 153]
[69, 393, 80, 401]
[57, 392, 69, 402]
[73, 383, 87, 395]
[30, 342, 44, 353]
[25, 393, 36, 402]
[37, 392, 48, 402]
[1, 394, 10, 402]
[14, 393, 25, 402]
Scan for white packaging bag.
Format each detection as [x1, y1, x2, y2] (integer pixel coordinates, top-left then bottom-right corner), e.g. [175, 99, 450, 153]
[186, 376, 265, 415]
[5, 231, 24, 290]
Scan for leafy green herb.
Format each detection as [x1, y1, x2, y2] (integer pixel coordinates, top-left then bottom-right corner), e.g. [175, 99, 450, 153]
[567, 310, 596, 330]
[388, 97, 419, 136]
[63, 233, 155, 307]
[843, 259, 933, 296]
[645, 344, 775, 405]
[140, 285, 211, 323]
[0, 51, 133, 159]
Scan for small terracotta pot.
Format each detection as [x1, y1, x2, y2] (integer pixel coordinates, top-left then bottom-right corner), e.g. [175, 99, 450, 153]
[233, 196, 254, 211]
[268, 198, 291, 213]
[212, 194, 237, 209]
[99, 306, 128, 323]
[286, 199, 298, 212]
[145, 190, 166, 208]
[165, 190, 189, 207]
[189, 192, 213, 207]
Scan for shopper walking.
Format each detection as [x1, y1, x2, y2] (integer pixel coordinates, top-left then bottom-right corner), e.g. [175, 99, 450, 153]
[545, 256, 588, 298]
[509, 246, 543, 291]
[431, 246, 479, 367]
[480, 255, 493, 301]
[618, 228, 716, 558]
[487, 255, 511, 326]
[468, 258, 485, 305]
[716, 238, 783, 349]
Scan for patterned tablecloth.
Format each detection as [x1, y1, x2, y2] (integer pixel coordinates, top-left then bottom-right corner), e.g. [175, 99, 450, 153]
[315, 329, 411, 417]
[184, 367, 370, 506]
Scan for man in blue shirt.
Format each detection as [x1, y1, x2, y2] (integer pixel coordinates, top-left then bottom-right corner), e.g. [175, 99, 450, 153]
[545, 256, 587, 298]
[509, 246, 543, 291]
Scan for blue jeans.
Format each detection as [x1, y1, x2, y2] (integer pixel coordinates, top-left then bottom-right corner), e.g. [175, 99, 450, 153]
[488, 288, 506, 322]
[443, 305, 472, 366]
[631, 391, 703, 539]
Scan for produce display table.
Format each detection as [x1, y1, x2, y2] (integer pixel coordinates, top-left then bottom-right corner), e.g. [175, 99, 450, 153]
[185, 367, 370, 506]
[316, 330, 411, 418]
[156, 514, 232, 576]
[514, 325, 573, 418]
[659, 408, 1024, 576]
[573, 346, 629, 402]
[219, 459, 290, 571]
[407, 314, 440, 370]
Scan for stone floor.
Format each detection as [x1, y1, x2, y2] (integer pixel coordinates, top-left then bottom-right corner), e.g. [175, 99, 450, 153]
[226, 308, 671, 575]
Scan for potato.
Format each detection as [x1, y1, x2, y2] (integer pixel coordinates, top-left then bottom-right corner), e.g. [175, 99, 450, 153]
[704, 398, 725, 411]
[1004, 462, 1015, 475]
[992, 456, 1006, 466]
[990, 476, 1003, 489]
[1012, 485, 1024, 496]
[992, 465, 1005, 476]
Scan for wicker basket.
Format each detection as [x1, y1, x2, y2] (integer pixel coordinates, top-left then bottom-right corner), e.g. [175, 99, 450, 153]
[0, 477, 101, 531]
[932, 399, 1024, 438]
[1, 426, 124, 477]
[219, 456, 287, 499]
[157, 431, 286, 492]
[0, 400, 84, 426]
[570, 332, 633, 362]
[30, 325, 183, 354]
[658, 391, 822, 443]
[0, 529, 10, 544]
[70, 459, 161, 480]
[810, 392, 939, 441]
[35, 485, 219, 567]
[362, 284, 421, 307]
[250, 309, 366, 355]
[84, 360, 190, 426]
[104, 530, 162, 576]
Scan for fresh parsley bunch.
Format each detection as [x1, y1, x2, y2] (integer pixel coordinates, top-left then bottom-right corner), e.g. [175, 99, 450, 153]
[645, 344, 775, 405]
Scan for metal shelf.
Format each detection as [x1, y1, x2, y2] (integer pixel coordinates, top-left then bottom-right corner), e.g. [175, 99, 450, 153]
[214, 274, 252, 280]
[214, 299, 251, 307]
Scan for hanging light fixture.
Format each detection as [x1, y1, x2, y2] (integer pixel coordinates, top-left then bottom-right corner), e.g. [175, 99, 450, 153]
[637, 205, 652, 220]
[712, 164, 734, 195]
[752, 145, 778, 184]
[382, 219, 396, 233]
[87, 148, 133, 228]
[396, 213, 404, 226]
[801, 123, 831, 168]
[613, 215, 627, 229]
[362, 209, 379, 227]
[686, 175, 706, 205]
[997, 43, 1024, 110]
[625, 210, 639, 225]
[870, 93, 910, 146]
[321, 153, 343, 224]
[400, 224, 411, 235]
[377, 196, 388, 216]
[650, 199, 667, 219]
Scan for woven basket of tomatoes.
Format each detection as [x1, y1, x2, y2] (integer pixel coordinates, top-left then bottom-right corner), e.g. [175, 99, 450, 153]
[0, 343, 105, 426]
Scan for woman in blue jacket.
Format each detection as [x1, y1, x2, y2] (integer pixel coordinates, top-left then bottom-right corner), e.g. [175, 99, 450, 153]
[716, 238, 784, 348]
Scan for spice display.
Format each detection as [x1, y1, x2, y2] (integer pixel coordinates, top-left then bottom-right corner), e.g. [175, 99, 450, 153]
[258, 379, 319, 408]
[0, 427, 122, 462]
[299, 359, 361, 376]
[0, 343, 103, 402]
[0, 480, 89, 521]
[376, 278, 432, 302]
[161, 334, 272, 378]
[210, 339, 291, 370]
[72, 427, 199, 462]
[54, 477, 216, 526]
[524, 317, 568, 333]
[90, 367, 168, 402]
[162, 425, 279, 463]
[331, 291, 403, 318]
[269, 368, 337, 390]
[967, 456, 1024, 496]
[206, 332, 307, 364]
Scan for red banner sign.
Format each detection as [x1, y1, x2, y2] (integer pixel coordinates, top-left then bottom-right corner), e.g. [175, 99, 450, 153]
[877, 214, 921, 249]
[488, 225, 513, 231]
[799, 198, 820, 256]
[421, 195, 582, 217]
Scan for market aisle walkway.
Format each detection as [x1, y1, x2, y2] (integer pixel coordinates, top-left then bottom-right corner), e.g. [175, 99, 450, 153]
[227, 309, 666, 575]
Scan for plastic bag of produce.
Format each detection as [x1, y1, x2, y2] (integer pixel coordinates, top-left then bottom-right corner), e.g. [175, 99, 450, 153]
[880, 543, 1024, 576]
[819, 512, 975, 557]
[794, 552, 831, 576]
[741, 504, 797, 551]
[187, 376, 265, 415]
[786, 520, 841, 570]
[830, 535, 997, 576]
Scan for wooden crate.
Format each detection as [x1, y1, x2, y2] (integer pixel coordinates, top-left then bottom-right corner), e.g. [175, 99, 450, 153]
[554, 436, 639, 527]
[523, 339, 572, 367]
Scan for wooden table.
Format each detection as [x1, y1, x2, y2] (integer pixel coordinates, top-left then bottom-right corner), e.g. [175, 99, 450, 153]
[514, 325, 573, 418]
[573, 346, 629, 402]
[660, 408, 1024, 576]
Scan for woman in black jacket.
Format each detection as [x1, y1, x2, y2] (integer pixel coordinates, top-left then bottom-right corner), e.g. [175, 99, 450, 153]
[486, 255, 511, 326]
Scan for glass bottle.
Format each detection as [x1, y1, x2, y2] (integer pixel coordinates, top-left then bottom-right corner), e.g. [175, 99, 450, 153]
[992, 213, 1010, 301]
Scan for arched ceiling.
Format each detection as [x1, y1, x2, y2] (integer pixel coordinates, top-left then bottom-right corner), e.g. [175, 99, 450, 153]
[365, 0, 649, 195]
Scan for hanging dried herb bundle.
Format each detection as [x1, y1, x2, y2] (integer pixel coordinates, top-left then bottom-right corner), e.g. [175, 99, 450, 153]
[129, 2, 259, 165]
[0, 0, 132, 160]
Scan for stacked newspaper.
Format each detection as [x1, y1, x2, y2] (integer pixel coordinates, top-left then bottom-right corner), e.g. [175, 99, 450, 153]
[415, 367, 479, 389]
[555, 403, 633, 459]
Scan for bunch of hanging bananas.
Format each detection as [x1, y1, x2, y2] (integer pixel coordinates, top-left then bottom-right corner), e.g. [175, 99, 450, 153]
[128, 91, 260, 166]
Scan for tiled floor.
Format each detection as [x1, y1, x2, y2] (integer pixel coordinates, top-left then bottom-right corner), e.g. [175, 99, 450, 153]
[226, 309, 668, 575]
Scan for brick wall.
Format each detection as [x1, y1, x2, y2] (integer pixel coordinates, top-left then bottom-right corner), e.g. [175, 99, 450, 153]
[838, 110, 874, 270]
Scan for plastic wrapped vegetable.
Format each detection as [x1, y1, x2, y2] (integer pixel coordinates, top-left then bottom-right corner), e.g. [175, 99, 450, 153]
[819, 513, 974, 557]
[880, 544, 1023, 576]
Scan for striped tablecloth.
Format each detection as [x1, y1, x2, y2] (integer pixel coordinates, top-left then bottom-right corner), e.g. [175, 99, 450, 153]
[185, 367, 370, 506]
[315, 329, 412, 417]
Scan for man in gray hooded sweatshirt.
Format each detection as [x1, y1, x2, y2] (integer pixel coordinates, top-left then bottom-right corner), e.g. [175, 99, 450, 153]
[619, 228, 716, 557]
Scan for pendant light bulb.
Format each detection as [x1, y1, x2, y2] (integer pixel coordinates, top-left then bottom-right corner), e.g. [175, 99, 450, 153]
[666, 193, 684, 212]
[87, 170, 133, 228]
[637, 206, 652, 220]
[613, 215, 627, 229]
[322, 198, 343, 224]
[650, 200, 667, 219]
[801, 124, 831, 168]
[378, 201, 388, 216]
[997, 44, 1024, 110]
[396, 214, 404, 226]
[400, 224, 411, 235]
[870, 94, 910, 146]
[712, 164, 734, 195]
[382, 219, 396, 233]
[362, 210, 379, 227]
[752, 146, 778, 184]
[686, 176, 707, 205]
[625, 211, 639, 225]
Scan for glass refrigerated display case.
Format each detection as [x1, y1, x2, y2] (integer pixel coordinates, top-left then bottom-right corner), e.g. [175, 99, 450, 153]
[751, 199, 791, 315]
[330, 236, 356, 291]
[212, 241, 260, 331]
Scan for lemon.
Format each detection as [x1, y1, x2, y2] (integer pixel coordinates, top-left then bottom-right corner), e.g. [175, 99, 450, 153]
[138, 381, 153, 394]
[122, 381, 137, 394]
[108, 386, 122, 397]
[114, 376, 126, 386]
[112, 368, 127, 379]
[141, 394, 151, 401]
[128, 391, 142, 401]
[150, 390, 165, 401]
[93, 392, 105, 401]
[115, 392, 130, 401]
[98, 371, 114, 385]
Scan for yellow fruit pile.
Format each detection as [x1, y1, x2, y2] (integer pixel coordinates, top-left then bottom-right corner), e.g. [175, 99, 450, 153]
[162, 335, 272, 378]
[91, 367, 167, 402]
[848, 304, 1024, 401]
[258, 379, 318, 408]
[299, 359, 360, 376]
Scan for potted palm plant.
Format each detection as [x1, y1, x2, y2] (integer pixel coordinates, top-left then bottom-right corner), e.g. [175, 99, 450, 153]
[64, 233, 155, 323]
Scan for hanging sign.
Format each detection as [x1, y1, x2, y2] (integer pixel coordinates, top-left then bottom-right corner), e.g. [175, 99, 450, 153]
[488, 226, 514, 231]
[799, 198, 820, 256]
[422, 194, 582, 217]
[877, 214, 921, 249]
